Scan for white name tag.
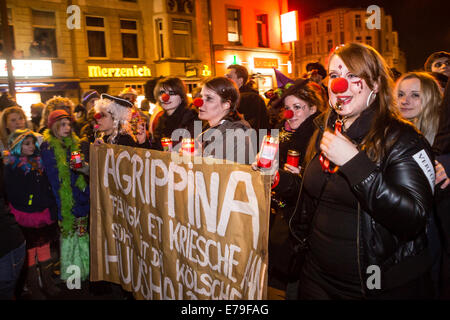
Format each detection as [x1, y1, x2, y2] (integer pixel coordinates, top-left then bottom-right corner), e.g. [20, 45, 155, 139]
[412, 150, 435, 194]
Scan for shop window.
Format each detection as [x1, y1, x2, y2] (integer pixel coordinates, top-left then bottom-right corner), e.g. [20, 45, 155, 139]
[156, 19, 164, 59]
[0, 8, 15, 55]
[326, 19, 332, 33]
[172, 20, 192, 58]
[305, 43, 313, 55]
[355, 14, 361, 28]
[256, 14, 268, 47]
[31, 10, 57, 57]
[327, 39, 333, 52]
[121, 19, 138, 58]
[227, 8, 242, 44]
[86, 16, 106, 57]
[305, 23, 311, 37]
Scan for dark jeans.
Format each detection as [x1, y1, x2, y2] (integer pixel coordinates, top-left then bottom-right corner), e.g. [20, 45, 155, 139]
[0, 242, 26, 300]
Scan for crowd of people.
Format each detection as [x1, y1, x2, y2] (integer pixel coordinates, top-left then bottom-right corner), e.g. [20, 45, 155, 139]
[0, 43, 449, 300]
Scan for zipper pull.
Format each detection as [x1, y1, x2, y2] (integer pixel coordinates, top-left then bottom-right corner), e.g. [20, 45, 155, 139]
[28, 194, 33, 206]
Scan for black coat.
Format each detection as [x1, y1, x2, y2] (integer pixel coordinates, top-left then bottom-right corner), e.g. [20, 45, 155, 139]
[274, 105, 435, 296]
[151, 104, 198, 151]
[238, 85, 269, 133]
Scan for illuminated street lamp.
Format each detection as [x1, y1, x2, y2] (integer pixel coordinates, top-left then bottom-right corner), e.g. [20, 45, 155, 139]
[281, 11, 299, 76]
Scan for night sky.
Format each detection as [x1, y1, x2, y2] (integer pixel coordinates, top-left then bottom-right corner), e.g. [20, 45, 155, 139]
[288, 0, 450, 71]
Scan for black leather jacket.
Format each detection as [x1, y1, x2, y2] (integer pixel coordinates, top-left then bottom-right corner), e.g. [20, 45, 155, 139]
[275, 108, 435, 296]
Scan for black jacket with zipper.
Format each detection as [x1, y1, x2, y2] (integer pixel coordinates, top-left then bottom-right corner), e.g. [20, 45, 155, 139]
[274, 105, 434, 296]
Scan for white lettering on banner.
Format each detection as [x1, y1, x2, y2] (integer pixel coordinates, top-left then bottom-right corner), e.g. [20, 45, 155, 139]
[103, 149, 260, 247]
[217, 171, 260, 250]
[95, 145, 269, 300]
[412, 149, 435, 194]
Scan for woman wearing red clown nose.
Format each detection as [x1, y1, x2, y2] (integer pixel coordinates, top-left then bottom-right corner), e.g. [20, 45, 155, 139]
[259, 43, 435, 299]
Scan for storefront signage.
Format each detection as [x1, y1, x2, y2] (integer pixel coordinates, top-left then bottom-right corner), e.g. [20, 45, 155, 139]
[253, 58, 278, 69]
[0, 60, 52, 77]
[88, 65, 151, 78]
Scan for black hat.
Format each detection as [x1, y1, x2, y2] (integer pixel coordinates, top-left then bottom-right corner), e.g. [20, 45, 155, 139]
[306, 62, 327, 79]
[100, 93, 133, 108]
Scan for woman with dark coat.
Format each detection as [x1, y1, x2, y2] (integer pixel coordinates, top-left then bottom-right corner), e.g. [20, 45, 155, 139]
[267, 79, 325, 297]
[256, 43, 436, 299]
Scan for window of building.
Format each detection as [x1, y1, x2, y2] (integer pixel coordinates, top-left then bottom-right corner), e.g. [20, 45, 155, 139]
[156, 19, 164, 59]
[327, 39, 333, 52]
[356, 36, 362, 42]
[86, 16, 106, 57]
[0, 8, 15, 53]
[305, 23, 311, 36]
[326, 19, 332, 33]
[366, 36, 372, 46]
[89, 85, 109, 94]
[31, 10, 57, 57]
[172, 20, 192, 58]
[355, 14, 361, 28]
[120, 19, 138, 58]
[227, 8, 242, 44]
[305, 43, 313, 55]
[256, 14, 268, 47]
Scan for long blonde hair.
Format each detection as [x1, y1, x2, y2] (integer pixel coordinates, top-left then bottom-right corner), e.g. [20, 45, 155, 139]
[395, 72, 442, 145]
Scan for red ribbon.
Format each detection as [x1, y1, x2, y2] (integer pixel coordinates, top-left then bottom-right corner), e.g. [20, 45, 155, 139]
[319, 120, 342, 173]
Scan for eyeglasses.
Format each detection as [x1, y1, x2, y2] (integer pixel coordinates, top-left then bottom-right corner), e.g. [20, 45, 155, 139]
[159, 90, 177, 96]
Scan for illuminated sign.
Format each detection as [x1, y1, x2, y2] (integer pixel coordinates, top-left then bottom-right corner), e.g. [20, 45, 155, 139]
[281, 11, 298, 43]
[0, 60, 52, 77]
[201, 65, 211, 77]
[253, 58, 279, 69]
[186, 69, 197, 77]
[88, 65, 151, 78]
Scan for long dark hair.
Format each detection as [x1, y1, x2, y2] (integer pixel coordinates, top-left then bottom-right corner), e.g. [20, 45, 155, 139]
[153, 77, 188, 110]
[203, 76, 243, 122]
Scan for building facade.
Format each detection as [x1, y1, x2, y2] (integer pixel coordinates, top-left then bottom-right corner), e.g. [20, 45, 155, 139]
[0, 0, 293, 116]
[294, 7, 406, 78]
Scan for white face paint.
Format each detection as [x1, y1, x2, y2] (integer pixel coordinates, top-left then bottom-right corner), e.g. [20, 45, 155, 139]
[198, 86, 230, 127]
[328, 55, 377, 127]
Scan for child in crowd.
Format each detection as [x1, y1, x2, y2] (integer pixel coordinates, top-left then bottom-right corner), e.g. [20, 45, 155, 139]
[40, 110, 90, 284]
[3, 129, 59, 299]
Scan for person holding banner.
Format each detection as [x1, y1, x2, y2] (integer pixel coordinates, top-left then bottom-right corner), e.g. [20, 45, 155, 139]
[151, 77, 198, 151]
[196, 76, 253, 164]
[40, 110, 90, 284]
[260, 43, 435, 299]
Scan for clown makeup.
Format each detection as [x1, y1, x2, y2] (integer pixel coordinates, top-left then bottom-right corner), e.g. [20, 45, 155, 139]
[96, 111, 114, 135]
[21, 136, 36, 157]
[328, 55, 377, 128]
[159, 87, 182, 116]
[284, 95, 316, 130]
[199, 86, 230, 127]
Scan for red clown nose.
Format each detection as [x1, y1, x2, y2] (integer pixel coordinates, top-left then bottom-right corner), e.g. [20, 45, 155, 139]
[161, 93, 170, 102]
[193, 98, 204, 107]
[331, 78, 349, 94]
[283, 109, 294, 119]
[94, 112, 102, 120]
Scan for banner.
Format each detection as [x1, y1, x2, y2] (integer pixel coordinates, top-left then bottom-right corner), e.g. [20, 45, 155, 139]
[89, 144, 271, 300]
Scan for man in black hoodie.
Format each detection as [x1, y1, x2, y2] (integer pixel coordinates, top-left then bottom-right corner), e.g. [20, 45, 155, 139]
[225, 65, 269, 135]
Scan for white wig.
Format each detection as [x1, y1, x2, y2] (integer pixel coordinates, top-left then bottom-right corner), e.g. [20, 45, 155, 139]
[94, 97, 133, 143]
